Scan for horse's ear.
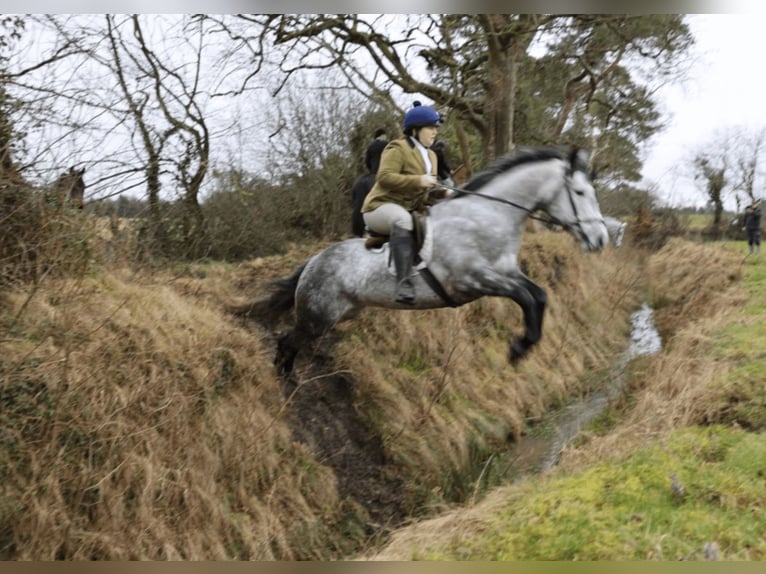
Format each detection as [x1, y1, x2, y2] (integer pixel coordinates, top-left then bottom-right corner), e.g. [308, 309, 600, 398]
[569, 148, 591, 175]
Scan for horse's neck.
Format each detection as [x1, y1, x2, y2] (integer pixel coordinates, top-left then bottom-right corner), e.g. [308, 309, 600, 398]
[479, 161, 558, 212]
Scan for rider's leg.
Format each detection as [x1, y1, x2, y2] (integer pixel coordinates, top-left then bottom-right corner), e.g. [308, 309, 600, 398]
[390, 224, 416, 305]
[362, 203, 416, 305]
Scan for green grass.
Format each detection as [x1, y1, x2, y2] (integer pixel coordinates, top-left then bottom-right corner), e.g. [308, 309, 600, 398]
[428, 426, 766, 560]
[711, 241, 766, 429]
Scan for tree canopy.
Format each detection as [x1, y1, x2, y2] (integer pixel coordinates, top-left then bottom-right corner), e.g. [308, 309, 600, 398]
[1, 14, 695, 259]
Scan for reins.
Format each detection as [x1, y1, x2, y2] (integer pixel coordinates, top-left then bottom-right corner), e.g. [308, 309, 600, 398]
[426, 171, 606, 233]
[427, 181, 558, 225]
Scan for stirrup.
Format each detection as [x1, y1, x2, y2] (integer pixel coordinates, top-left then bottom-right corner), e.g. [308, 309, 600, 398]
[395, 279, 415, 305]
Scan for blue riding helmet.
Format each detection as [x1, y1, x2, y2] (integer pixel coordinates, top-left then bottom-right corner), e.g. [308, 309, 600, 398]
[403, 101, 443, 130]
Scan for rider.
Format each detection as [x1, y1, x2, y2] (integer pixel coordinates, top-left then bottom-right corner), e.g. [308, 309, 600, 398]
[361, 101, 442, 305]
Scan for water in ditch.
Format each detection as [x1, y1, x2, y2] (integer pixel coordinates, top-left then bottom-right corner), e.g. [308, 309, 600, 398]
[508, 302, 662, 476]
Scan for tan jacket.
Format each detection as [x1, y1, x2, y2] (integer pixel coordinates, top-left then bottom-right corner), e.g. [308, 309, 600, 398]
[361, 136, 438, 213]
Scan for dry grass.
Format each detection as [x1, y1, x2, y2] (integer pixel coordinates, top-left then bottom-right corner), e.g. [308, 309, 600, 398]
[0, 225, 644, 560]
[1, 268, 342, 559]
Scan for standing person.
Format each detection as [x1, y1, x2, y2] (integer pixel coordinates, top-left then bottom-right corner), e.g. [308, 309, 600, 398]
[362, 101, 442, 305]
[744, 199, 762, 255]
[351, 128, 388, 237]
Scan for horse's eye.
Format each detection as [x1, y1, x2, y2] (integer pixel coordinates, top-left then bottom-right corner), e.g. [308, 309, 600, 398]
[573, 187, 585, 196]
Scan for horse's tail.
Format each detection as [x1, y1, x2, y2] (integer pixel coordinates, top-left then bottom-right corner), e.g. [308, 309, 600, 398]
[229, 262, 307, 327]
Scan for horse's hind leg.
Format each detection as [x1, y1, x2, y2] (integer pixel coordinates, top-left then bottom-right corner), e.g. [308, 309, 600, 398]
[274, 306, 338, 379]
[275, 330, 301, 378]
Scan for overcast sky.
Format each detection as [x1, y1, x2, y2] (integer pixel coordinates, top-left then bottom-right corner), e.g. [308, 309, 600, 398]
[640, 13, 766, 209]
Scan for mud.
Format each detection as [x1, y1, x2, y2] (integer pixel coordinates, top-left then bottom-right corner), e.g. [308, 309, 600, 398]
[280, 346, 408, 537]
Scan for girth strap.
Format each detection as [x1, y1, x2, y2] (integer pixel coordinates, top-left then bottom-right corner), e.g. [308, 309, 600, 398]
[418, 267, 461, 308]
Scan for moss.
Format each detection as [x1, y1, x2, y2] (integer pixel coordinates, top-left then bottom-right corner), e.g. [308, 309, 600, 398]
[431, 426, 766, 560]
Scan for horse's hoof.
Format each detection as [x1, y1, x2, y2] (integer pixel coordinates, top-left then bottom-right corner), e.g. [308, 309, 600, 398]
[508, 340, 527, 364]
[274, 354, 294, 379]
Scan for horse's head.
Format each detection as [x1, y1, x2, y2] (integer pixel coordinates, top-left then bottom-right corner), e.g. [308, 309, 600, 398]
[53, 166, 86, 209]
[547, 148, 609, 252]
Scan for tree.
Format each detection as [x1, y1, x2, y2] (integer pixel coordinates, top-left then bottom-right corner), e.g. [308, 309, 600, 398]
[730, 127, 766, 205]
[31, 14, 268, 259]
[0, 17, 20, 181]
[103, 15, 215, 258]
[0, 15, 83, 184]
[517, 15, 691, 187]
[237, 14, 549, 172]
[694, 153, 728, 226]
[235, 13, 692, 183]
[692, 126, 766, 226]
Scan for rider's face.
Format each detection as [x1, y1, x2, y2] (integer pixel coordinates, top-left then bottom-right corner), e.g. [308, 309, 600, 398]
[417, 125, 439, 148]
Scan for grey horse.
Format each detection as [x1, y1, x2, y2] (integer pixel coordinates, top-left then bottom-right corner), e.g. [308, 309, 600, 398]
[253, 147, 610, 377]
[604, 216, 627, 247]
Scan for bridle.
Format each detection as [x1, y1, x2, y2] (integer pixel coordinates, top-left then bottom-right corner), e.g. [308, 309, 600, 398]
[429, 161, 605, 235]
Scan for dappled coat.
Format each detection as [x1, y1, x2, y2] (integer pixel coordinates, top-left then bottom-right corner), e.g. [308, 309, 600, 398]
[362, 136, 438, 213]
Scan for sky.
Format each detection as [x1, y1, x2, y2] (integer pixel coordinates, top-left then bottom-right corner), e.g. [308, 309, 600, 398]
[641, 13, 766, 209]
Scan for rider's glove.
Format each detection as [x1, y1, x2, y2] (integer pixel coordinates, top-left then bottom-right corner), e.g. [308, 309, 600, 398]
[419, 174, 437, 189]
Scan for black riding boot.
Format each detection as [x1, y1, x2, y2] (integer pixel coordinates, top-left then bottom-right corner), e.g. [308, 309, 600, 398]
[390, 224, 416, 305]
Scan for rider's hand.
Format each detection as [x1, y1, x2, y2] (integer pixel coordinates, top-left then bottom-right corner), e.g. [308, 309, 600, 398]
[419, 174, 438, 189]
[428, 187, 449, 201]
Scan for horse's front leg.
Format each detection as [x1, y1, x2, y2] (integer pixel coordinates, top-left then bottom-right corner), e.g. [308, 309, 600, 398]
[506, 275, 547, 363]
[460, 270, 547, 364]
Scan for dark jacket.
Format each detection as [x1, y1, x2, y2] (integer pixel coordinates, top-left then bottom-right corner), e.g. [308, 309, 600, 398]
[365, 137, 388, 175]
[351, 174, 375, 237]
[745, 205, 762, 230]
[432, 143, 453, 181]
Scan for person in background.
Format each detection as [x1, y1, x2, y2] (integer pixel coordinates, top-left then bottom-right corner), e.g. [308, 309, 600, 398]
[744, 199, 762, 255]
[432, 139, 455, 187]
[362, 101, 442, 305]
[351, 128, 388, 237]
[365, 128, 388, 174]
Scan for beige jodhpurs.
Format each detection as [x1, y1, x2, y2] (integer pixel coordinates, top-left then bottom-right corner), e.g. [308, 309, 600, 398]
[362, 203, 413, 234]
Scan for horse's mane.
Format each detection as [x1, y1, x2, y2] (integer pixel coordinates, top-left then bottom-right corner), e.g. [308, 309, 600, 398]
[456, 146, 575, 195]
